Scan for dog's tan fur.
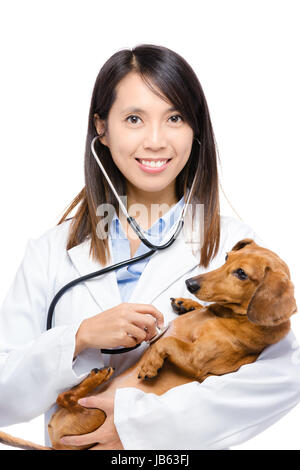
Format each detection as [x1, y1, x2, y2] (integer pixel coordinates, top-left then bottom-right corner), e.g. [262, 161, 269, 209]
[0, 239, 297, 450]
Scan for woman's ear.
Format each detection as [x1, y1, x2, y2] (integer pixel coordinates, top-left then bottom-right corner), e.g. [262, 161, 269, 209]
[231, 238, 255, 252]
[247, 267, 297, 326]
[94, 113, 109, 147]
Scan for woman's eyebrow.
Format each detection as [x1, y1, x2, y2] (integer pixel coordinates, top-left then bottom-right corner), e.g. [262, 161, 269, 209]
[121, 106, 178, 114]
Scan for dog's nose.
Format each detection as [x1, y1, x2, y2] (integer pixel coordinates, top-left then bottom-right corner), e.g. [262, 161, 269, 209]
[185, 278, 200, 293]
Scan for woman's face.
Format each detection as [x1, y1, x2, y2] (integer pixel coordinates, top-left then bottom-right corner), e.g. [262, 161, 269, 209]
[94, 72, 194, 200]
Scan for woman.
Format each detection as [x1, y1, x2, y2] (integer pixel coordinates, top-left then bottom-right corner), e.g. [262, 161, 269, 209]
[0, 44, 299, 450]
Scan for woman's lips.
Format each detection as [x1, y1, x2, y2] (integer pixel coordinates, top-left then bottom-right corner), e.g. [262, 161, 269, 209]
[135, 158, 171, 174]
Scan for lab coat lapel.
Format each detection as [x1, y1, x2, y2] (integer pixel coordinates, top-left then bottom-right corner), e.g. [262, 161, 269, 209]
[66, 210, 202, 310]
[67, 235, 122, 313]
[128, 230, 201, 304]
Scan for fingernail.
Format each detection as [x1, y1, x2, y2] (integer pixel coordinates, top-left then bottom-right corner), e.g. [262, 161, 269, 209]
[78, 398, 87, 406]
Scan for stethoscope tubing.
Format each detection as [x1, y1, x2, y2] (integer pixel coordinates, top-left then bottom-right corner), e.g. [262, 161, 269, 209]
[46, 220, 184, 334]
[46, 248, 156, 332]
[46, 229, 183, 354]
[46, 134, 198, 354]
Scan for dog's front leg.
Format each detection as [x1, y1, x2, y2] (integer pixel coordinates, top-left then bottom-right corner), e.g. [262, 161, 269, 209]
[138, 337, 197, 380]
[56, 367, 114, 411]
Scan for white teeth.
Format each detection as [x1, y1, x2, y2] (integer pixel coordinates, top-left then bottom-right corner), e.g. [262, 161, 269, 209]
[140, 159, 168, 168]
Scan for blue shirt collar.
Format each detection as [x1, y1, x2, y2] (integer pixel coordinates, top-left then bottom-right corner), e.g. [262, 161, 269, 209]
[109, 195, 185, 241]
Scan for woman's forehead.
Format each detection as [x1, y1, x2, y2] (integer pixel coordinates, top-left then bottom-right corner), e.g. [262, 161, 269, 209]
[112, 73, 173, 114]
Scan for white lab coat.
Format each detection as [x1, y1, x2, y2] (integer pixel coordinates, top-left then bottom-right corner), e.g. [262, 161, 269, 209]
[0, 213, 299, 450]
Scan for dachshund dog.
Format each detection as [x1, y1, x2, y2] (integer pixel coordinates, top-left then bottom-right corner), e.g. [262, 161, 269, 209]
[0, 238, 297, 450]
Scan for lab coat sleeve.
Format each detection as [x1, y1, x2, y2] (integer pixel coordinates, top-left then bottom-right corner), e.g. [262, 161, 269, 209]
[0, 237, 98, 426]
[113, 223, 300, 449]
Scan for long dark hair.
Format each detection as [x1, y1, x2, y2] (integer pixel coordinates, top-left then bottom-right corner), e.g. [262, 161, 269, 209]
[58, 44, 220, 268]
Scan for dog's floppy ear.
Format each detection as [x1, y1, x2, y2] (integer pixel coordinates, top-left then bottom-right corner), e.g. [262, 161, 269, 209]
[247, 267, 297, 326]
[231, 238, 255, 252]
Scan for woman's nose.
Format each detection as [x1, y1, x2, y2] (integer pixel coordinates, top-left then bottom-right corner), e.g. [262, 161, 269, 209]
[143, 129, 168, 149]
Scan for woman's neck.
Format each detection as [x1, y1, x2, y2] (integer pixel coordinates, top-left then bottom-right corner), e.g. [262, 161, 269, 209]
[126, 185, 177, 211]
[122, 184, 179, 231]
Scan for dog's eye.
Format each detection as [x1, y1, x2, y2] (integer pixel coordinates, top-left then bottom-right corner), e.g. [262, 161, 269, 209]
[234, 268, 248, 280]
[225, 254, 228, 261]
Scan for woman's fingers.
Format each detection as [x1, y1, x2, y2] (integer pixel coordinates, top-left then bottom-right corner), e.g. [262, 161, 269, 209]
[89, 439, 124, 450]
[75, 302, 164, 352]
[60, 429, 99, 447]
[129, 313, 158, 341]
[77, 395, 105, 409]
[124, 323, 147, 345]
[131, 304, 165, 329]
[78, 392, 115, 417]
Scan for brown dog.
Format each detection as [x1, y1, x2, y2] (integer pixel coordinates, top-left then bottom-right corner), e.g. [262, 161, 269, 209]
[0, 238, 297, 450]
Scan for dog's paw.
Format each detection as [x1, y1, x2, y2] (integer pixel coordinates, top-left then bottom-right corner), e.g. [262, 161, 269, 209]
[137, 367, 158, 381]
[90, 367, 115, 380]
[137, 357, 164, 381]
[170, 297, 201, 315]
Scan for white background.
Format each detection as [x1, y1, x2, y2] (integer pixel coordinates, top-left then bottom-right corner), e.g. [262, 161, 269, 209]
[0, 0, 299, 450]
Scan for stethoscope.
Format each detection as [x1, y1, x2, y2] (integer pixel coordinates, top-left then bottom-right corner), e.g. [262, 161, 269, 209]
[46, 135, 200, 354]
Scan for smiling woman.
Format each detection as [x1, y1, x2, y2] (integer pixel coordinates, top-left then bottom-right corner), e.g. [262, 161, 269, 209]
[93, 72, 193, 184]
[95, 73, 193, 201]
[58, 45, 220, 268]
[0, 43, 300, 452]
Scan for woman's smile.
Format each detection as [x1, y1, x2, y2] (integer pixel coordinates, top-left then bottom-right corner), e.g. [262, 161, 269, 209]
[135, 157, 172, 174]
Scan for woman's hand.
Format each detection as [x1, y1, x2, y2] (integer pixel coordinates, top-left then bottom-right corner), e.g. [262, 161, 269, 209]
[60, 391, 124, 450]
[74, 302, 164, 356]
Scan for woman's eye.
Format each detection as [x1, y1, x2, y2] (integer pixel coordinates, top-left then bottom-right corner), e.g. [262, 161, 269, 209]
[169, 114, 183, 123]
[125, 114, 183, 125]
[126, 115, 141, 124]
